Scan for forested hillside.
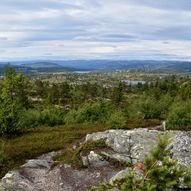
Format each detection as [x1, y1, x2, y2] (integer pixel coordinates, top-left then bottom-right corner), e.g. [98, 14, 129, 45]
[1, 65, 191, 136]
[1, 60, 191, 74]
[0, 65, 191, 189]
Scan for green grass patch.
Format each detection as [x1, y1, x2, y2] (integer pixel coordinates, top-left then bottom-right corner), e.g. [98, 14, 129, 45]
[0, 124, 106, 178]
[53, 139, 107, 167]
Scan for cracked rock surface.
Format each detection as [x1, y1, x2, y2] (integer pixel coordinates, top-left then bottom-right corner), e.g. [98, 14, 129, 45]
[1, 128, 191, 191]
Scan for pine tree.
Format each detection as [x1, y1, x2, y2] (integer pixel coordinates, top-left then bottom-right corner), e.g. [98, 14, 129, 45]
[0, 65, 25, 135]
[111, 82, 125, 105]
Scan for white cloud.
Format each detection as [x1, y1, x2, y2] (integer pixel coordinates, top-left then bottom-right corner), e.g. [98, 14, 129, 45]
[1, 39, 191, 61]
[0, 0, 191, 60]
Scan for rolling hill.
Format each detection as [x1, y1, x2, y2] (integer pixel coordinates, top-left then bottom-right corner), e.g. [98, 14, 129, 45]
[0, 62, 75, 75]
[0, 60, 191, 74]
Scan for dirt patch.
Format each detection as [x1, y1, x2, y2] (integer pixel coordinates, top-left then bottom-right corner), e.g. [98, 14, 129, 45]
[59, 163, 123, 191]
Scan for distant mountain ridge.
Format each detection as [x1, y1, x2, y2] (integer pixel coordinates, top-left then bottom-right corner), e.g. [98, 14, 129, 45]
[22, 62, 63, 68]
[0, 61, 75, 75]
[0, 60, 190, 74]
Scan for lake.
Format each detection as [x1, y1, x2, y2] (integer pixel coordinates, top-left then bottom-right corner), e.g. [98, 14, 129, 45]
[73, 71, 91, 74]
[122, 80, 145, 85]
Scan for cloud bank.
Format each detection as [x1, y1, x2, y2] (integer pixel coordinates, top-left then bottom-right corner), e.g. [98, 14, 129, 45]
[0, 0, 191, 60]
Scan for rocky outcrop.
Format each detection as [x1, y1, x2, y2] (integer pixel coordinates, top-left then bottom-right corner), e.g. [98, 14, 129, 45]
[82, 151, 110, 167]
[86, 129, 191, 167]
[1, 128, 191, 191]
[0, 151, 60, 191]
[86, 129, 163, 162]
[86, 129, 191, 186]
[168, 131, 191, 167]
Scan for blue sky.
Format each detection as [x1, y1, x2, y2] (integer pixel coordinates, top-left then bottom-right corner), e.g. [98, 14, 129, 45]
[1, 0, 191, 61]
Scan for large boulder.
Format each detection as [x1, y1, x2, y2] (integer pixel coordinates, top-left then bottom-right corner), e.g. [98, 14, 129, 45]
[86, 129, 191, 167]
[86, 129, 191, 190]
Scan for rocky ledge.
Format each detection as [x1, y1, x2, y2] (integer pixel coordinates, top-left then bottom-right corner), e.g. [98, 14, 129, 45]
[1, 128, 191, 191]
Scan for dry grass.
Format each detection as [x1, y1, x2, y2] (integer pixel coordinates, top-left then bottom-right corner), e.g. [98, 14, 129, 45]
[124, 119, 161, 129]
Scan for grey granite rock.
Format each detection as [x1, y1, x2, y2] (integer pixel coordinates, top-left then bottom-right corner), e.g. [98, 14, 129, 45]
[87, 151, 110, 167]
[1, 129, 191, 191]
[109, 168, 129, 184]
[86, 129, 191, 167]
[86, 129, 161, 162]
[0, 151, 58, 191]
[1, 171, 33, 191]
[22, 159, 51, 169]
[168, 131, 191, 167]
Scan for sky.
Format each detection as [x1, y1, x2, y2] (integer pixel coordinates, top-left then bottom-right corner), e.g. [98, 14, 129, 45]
[1, 0, 191, 61]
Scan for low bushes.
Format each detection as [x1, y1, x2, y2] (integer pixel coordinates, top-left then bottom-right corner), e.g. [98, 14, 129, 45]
[137, 97, 164, 119]
[167, 101, 191, 130]
[22, 106, 66, 128]
[2, 96, 190, 135]
[40, 106, 65, 127]
[65, 102, 128, 130]
[65, 101, 113, 125]
[21, 109, 42, 128]
[106, 110, 127, 129]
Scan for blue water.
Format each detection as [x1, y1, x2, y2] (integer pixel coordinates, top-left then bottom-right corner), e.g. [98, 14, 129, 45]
[73, 71, 91, 74]
[122, 80, 145, 85]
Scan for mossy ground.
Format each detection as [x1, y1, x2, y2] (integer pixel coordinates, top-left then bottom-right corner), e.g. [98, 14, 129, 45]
[0, 124, 106, 178]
